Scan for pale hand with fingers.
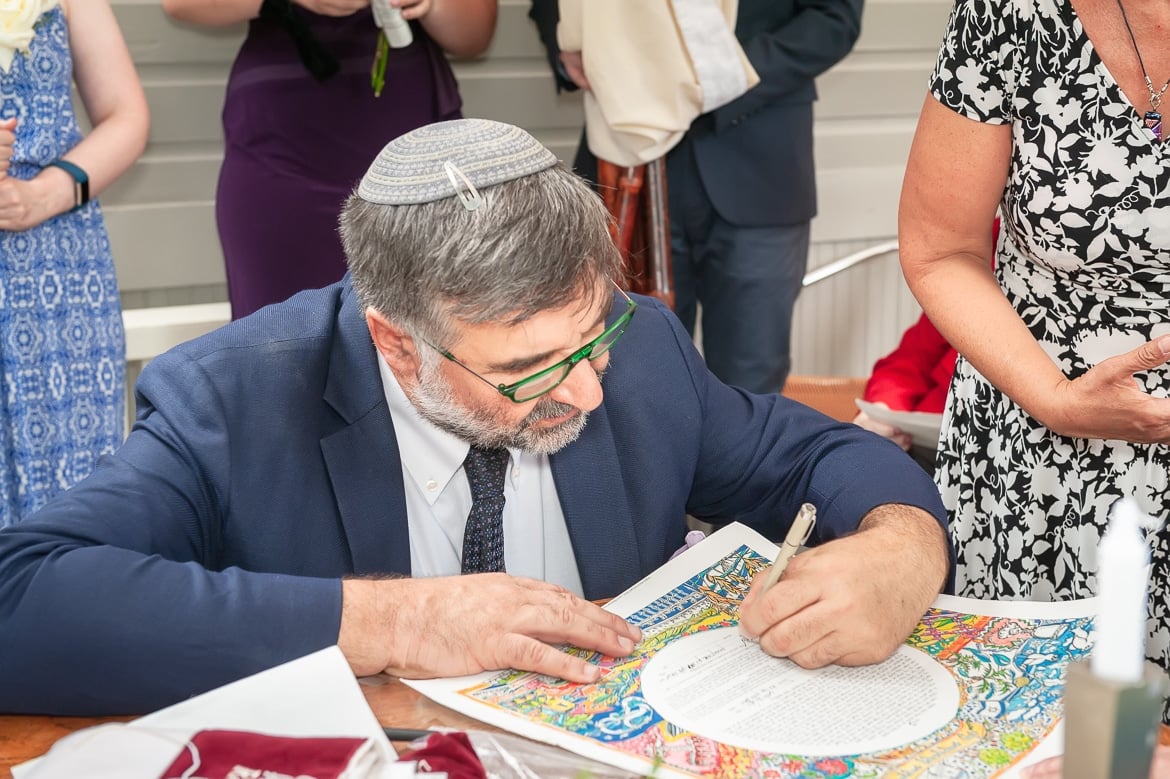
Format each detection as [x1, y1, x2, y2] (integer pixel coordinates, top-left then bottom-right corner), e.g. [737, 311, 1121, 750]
[739, 506, 946, 669]
[0, 177, 39, 231]
[340, 574, 641, 684]
[853, 409, 912, 451]
[559, 50, 590, 90]
[1043, 335, 1170, 443]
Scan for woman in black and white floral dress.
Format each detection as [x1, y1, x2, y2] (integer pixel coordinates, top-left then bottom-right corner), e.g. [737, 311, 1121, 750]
[899, 0, 1170, 722]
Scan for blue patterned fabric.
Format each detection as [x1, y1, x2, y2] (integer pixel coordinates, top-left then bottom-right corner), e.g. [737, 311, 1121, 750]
[0, 7, 125, 527]
[460, 445, 509, 573]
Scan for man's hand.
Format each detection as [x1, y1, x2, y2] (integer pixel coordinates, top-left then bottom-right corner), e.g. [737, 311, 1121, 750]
[738, 504, 948, 667]
[558, 50, 590, 90]
[853, 406, 912, 451]
[338, 574, 641, 682]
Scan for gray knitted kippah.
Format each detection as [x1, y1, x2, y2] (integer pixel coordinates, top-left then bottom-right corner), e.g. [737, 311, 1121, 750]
[357, 118, 559, 206]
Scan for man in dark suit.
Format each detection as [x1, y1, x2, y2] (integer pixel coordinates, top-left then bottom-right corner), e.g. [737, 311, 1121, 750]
[0, 119, 946, 716]
[530, 0, 863, 394]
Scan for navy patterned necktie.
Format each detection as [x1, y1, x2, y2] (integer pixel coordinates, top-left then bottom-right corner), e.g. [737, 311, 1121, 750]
[460, 445, 510, 574]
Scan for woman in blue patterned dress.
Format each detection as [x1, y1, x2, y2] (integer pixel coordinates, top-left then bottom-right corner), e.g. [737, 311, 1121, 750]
[0, 0, 148, 526]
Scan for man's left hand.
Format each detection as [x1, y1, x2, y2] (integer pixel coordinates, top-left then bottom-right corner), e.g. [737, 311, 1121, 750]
[738, 504, 948, 667]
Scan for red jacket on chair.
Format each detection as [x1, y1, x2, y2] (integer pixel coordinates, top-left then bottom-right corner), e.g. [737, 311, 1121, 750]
[863, 316, 956, 413]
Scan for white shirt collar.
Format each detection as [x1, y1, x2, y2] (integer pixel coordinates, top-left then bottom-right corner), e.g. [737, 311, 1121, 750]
[376, 357, 517, 504]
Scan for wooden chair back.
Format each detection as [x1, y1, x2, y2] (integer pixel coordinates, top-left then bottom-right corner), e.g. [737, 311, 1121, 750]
[781, 375, 868, 423]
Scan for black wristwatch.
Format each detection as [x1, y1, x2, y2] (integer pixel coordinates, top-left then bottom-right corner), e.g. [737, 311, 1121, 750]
[46, 159, 89, 211]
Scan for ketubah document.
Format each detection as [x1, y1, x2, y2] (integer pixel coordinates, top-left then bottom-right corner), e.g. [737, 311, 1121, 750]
[405, 522, 1097, 778]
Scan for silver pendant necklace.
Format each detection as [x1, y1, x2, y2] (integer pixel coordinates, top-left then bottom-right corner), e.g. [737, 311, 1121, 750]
[1117, 0, 1170, 140]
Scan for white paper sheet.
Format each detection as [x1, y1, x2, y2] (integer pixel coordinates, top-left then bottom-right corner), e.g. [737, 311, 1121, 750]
[15, 645, 394, 777]
[855, 399, 943, 449]
[641, 629, 959, 755]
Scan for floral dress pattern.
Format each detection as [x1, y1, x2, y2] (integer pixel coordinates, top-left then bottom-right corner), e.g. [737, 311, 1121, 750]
[931, 0, 1170, 716]
[0, 7, 125, 526]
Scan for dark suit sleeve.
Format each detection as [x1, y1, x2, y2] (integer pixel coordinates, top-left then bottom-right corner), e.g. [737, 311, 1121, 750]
[634, 300, 953, 584]
[0, 350, 342, 716]
[528, 0, 579, 93]
[713, 0, 864, 132]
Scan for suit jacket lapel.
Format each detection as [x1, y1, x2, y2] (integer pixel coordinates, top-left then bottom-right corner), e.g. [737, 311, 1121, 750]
[320, 282, 412, 576]
[552, 405, 641, 599]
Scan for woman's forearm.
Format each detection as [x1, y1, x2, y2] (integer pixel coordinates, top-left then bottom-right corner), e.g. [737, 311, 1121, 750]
[163, 0, 263, 26]
[902, 250, 1067, 425]
[418, 0, 496, 58]
[60, 110, 149, 199]
[896, 95, 1070, 425]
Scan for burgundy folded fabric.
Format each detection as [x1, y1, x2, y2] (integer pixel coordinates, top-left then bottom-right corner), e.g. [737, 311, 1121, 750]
[160, 729, 372, 779]
[397, 731, 487, 779]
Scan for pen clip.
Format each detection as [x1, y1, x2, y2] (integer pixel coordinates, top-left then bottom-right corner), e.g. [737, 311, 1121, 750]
[787, 503, 816, 548]
[756, 503, 818, 594]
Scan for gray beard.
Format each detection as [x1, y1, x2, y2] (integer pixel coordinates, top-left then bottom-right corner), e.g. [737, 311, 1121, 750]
[407, 360, 590, 455]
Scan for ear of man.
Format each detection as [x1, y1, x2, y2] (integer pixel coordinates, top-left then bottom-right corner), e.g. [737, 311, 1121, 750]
[365, 308, 422, 380]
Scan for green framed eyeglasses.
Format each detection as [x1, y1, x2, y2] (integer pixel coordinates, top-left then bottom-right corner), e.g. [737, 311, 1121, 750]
[432, 286, 637, 403]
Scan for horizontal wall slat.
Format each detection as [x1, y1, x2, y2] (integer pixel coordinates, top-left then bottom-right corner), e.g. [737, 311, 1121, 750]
[105, 204, 225, 290]
[810, 164, 905, 243]
[115, 5, 243, 64]
[102, 156, 221, 205]
[96, 119, 916, 210]
[854, 0, 951, 52]
[486, 2, 552, 60]
[814, 118, 918, 171]
[817, 56, 936, 120]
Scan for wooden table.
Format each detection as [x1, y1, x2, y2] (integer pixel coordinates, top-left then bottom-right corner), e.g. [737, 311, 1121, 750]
[0, 674, 490, 779]
[3, 678, 1170, 778]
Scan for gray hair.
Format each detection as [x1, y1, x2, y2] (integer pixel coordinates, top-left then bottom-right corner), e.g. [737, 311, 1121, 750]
[340, 162, 622, 346]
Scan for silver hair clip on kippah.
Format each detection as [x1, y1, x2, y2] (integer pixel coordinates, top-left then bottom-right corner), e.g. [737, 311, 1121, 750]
[443, 160, 484, 211]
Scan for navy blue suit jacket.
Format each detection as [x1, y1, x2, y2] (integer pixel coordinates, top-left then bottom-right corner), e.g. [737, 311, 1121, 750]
[0, 280, 946, 714]
[684, 0, 863, 226]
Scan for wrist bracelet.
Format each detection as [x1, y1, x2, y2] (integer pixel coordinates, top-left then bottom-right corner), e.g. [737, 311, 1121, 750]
[46, 159, 89, 211]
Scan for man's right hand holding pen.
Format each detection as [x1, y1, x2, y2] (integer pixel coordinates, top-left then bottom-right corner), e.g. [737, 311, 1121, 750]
[738, 502, 950, 670]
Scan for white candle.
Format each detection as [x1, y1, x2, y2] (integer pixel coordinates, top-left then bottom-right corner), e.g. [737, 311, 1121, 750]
[1090, 497, 1152, 683]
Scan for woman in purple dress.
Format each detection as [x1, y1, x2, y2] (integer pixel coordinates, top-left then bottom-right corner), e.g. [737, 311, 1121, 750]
[163, 0, 497, 319]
